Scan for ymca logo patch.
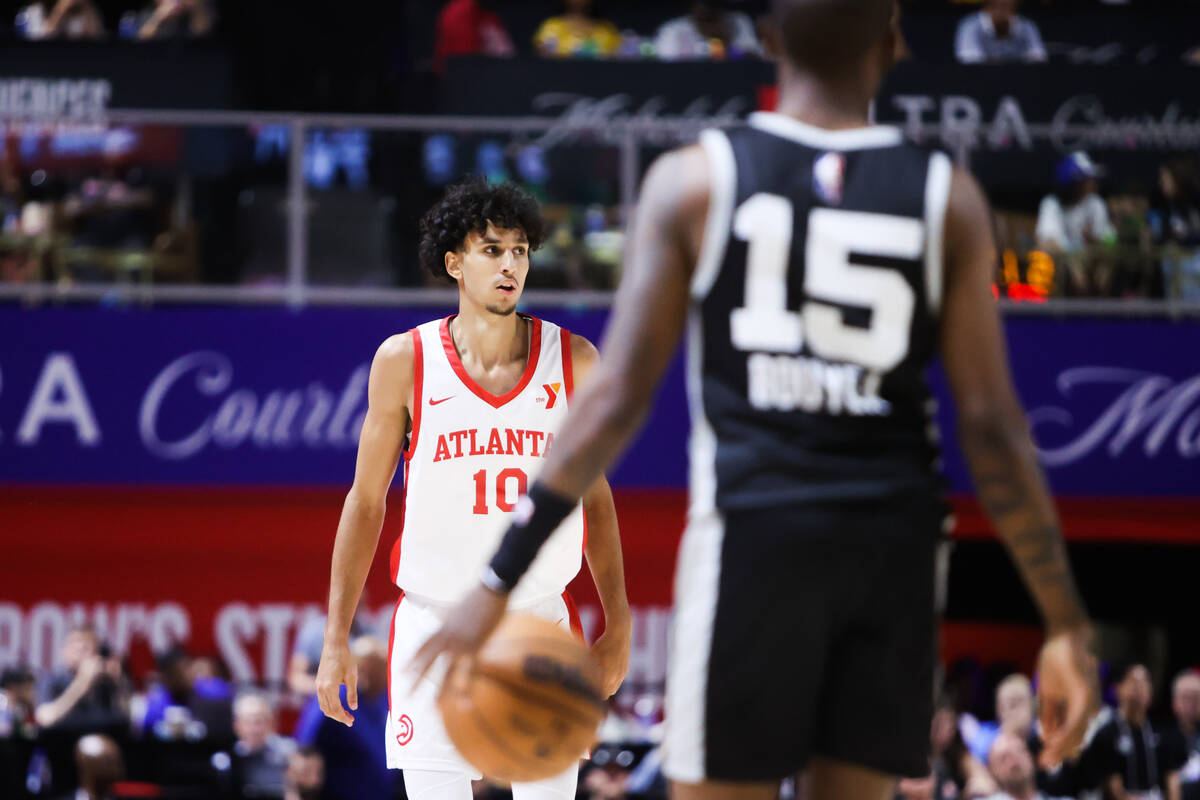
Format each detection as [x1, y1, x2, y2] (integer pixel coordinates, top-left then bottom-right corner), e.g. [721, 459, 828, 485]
[396, 714, 414, 746]
[539, 382, 562, 409]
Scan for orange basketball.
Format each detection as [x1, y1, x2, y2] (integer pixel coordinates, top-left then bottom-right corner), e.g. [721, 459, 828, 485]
[438, 614, 606, 783]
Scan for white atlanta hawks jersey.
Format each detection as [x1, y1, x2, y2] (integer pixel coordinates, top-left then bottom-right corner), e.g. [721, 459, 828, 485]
[389, 314, 585, 606]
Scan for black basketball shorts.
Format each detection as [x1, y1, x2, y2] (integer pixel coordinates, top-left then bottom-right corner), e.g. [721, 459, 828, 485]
[661, 496, 944, 783]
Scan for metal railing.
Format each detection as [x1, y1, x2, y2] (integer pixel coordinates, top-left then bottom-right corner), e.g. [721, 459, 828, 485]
[1, 106, 1198, 317]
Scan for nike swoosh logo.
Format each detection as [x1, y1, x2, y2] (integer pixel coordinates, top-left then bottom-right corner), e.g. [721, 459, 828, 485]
[429, 396, 454, 406]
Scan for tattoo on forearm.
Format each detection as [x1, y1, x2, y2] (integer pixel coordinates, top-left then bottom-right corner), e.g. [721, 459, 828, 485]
[965, 437, 1087, 626]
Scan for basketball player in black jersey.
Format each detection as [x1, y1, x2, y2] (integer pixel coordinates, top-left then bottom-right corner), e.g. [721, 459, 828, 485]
[412, 1, 1099, 798]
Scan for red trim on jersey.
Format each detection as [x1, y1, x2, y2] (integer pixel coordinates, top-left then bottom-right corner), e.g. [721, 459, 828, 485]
[386, 591, 404, 716]
[561, 590, 585, 641]
[560, 328, 574, 400]
[439, 314, 542, 408]
[388, 461, 409, 583]
[403, 328, 424, 461]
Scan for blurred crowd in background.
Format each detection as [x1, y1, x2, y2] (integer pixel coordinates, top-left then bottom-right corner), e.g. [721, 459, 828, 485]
[2, 620, 1199, 800]
[0, 0, 1196, 296]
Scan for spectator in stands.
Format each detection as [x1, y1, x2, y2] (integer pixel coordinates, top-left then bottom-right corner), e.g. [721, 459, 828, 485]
[140, 646, 234, 744]
[433, 0, 515, 75]
[534, 0, 621, 59]
[967, 674, 1038, 764]
[1082, 663, 1187, 800]
[68, 733, 124, 800]
[954, 0, 1046, 64]
[15, 0, 105, 40]
[1150, 159, 1200, 300]
[927, 692, 996, 799]
[129, 0, 215, 40]
[1, 667, 38, 798]
[295, 636, 396, 800]
[35, 626, 126, 731]
[654, 0, 763, 60]
[224, 692, 295, 800]
[985, 731, 1066, 800]
[283, 746, 325, 800]
[1037, 151, 1116, 296]
[1167, 671, 1200, 800]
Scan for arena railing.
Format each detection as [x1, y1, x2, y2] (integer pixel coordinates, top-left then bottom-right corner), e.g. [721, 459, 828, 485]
[0, 107, 1197, 318]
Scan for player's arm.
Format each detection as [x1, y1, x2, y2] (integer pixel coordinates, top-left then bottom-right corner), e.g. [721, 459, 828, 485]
[409, 145, 710, 681]
[940, 165, 1097, 767]
[571, 333, 632, 697]
[316, 333, 413, 726]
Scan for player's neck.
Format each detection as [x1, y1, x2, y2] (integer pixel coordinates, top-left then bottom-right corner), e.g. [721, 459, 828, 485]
[450, 304, 527, 370]
[774, 68, 875, 131]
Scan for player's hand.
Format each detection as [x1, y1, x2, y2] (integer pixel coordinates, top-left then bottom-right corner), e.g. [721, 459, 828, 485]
[315, 641, 358, 727]
[590, 617, 631, 698]
[1036, 623, 1099, 769]
[409, 583, 506, 692]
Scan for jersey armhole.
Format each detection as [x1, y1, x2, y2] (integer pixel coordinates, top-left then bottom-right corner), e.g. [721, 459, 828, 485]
[924, 151, 953, 315]
[402, 327, 424, 461]
[690, 129, 737, 301]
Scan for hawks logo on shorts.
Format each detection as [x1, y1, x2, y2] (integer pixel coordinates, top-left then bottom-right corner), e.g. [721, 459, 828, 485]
[395, 714, 414, 746]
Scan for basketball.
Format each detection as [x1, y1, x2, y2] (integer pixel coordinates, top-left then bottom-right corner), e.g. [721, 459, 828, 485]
[437, 614, 606, 783]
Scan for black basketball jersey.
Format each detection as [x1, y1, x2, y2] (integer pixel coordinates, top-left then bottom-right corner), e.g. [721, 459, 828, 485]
[687, 112, 952, 514]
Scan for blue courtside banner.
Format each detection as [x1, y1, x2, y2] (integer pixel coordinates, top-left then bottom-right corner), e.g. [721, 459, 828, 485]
[1, 305, 1196, 494]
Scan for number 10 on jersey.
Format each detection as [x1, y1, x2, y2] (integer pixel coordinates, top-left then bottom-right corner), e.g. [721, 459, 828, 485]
[472, 468, 528, 515]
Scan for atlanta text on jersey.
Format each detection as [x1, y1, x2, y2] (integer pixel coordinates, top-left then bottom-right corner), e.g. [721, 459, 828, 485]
[431, 427, 556, 462]
[746, 352, 891, 416]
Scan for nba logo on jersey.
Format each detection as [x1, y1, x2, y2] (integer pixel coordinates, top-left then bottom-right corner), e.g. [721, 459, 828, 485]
[812, 151, 844, 205]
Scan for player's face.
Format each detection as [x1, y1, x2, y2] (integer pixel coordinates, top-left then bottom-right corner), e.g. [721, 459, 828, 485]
[448, 223, 530, 316]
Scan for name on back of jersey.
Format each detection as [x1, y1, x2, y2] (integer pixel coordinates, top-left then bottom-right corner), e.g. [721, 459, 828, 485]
[747, 352, 890, 416]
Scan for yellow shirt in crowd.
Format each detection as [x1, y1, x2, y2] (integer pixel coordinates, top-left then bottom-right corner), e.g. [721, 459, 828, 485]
[534, 16, 621, 58]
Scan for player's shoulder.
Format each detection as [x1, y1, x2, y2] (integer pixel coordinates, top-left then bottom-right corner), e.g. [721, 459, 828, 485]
[371, 330, 419, 382]
[568, 332, 599, 369]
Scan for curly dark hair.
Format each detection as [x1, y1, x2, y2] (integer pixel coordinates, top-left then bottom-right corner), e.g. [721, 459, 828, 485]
[418, 177, 546, 283]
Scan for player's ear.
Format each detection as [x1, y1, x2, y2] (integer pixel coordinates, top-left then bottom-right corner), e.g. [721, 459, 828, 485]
[444, 250, 463, 282]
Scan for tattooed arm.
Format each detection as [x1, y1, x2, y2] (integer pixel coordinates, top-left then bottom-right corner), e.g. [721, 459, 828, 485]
[940, 165, 1097, 767]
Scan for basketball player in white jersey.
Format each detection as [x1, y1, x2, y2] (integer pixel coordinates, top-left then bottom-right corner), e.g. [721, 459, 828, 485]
[314, 178, 631, 800]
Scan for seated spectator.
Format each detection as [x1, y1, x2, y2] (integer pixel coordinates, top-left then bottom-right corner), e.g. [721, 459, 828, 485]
[1167, 670, 1200, 800]
[66, 733, 124, 800]
[434, 0, 515, 75]
[1, 667, 38, 799]
[15, 0, 105, 40]
[985, 730, 1067, 800]
[654, 0, 763, 60]
[955, 0, 1046, 64]
[140, 646, 233, 743]
[966, 674, 1037, 765]
[283, 746, 324, 800]
[128, 0, 215, 40]
[1081, 663, 1188, 800]
[1149, 159, 1200, 300]
[534, 0, 621, 59]
[35, 626, 126, 731]
[217, 692, 295, 800]
[914, 692, 996, 800]
[1036, 151, 1116, 295]
[294, 636, 396, 800]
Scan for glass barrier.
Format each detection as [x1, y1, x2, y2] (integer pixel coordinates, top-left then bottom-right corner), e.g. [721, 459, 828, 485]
[0, 109, 1195, 310]
[0, 119, 287, 289]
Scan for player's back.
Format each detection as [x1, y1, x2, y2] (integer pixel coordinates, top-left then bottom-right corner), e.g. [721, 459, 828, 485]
[688, 111, 953, 515]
